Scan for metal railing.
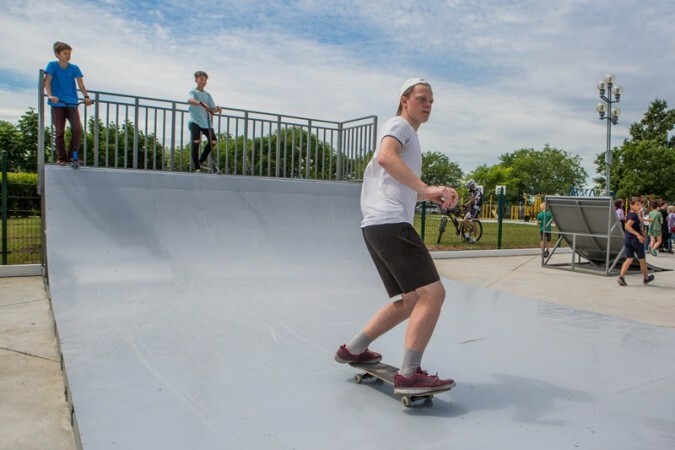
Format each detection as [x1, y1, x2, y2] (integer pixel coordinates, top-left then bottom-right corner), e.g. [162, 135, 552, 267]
[37, 70, 377, 192]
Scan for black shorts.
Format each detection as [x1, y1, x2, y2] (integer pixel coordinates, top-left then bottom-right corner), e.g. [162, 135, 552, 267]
[624, 237, 645, 259]
[362, 223, 440, 298]
[540, 231, 551, 241]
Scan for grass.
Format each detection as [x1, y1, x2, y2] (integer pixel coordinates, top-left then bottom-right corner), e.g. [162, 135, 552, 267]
[415, 214, 563, 251]
[0, 216, 42, 265]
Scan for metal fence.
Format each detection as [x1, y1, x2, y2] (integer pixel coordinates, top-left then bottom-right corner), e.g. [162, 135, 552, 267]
[1, 151, 41, 265]
[37, 70, 377, 191]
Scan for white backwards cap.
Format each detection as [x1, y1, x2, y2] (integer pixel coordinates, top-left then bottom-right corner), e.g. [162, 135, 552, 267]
[399, 78, 430, 97]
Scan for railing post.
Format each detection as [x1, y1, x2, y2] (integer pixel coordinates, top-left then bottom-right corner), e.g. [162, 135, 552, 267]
[243, 111, 249, 175]
[306, 119, 312, 179]
[1, 150, 8, 265]
[37, 70, 45, 196]
[336, 121, 343, 181]
[275, 115, 281, 178]
[170, 102, 176, 171]
[497, 187, 504, 249]
[133, 97, 140, 169]
[93, 93, 100, 166]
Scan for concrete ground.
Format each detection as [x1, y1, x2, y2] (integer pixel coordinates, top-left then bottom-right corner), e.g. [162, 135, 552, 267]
[0, 250, 672, 449]
[0, 276, 76, 450]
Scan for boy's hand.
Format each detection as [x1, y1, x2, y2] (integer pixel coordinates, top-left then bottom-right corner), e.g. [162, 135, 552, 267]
[49, 96, 59, 103]
[424, 186, 458, 210]
[84, 98, 93, 106]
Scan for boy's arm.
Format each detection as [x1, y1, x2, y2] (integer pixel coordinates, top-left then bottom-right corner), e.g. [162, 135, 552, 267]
[377, 136, 457, 209]
[44, 74, 57, 103]
[625, 219, 644, 241]
[76, 78, 93, 106]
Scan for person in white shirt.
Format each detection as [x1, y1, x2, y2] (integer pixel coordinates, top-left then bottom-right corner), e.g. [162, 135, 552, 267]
[335, 78, 459, 395]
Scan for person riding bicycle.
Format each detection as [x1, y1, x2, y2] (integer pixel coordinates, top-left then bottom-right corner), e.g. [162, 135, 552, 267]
[462, 179, 482, 243]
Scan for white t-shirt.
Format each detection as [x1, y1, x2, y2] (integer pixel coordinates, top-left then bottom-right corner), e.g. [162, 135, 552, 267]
[360, 116, 421, 227]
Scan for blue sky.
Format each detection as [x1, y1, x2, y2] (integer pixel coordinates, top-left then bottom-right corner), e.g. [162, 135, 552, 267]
[1, 0, 674, 185]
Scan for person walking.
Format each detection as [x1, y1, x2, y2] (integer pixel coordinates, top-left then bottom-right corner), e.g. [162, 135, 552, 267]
[617, 197, 654, 286]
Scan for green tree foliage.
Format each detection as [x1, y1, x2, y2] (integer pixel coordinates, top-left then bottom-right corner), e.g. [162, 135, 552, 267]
[0, 109, 47, 171]
[594, 98, 675, 198]
[466, 164, 513, 198]
[499, 144, 587, 199]
[421, 151, 463, 188]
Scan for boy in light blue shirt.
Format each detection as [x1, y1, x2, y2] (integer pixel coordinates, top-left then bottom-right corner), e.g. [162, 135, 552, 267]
[187, 71, 221, 172]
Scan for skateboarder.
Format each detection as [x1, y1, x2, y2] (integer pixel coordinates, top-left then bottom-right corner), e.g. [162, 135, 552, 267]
[335, 78, 458, 395]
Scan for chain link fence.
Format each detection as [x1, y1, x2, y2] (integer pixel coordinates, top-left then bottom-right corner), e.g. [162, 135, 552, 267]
[1, 151, 41, 265]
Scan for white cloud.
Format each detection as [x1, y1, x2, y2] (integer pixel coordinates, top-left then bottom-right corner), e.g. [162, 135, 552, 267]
[1, 0, 673, 186]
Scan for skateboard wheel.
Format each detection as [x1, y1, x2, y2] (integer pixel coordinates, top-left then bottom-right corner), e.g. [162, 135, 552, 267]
[354, 374, 363, 384]
[401, 396, 412, 407]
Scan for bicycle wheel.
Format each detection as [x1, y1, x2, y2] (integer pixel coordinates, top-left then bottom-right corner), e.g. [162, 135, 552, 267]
[437, 215, 448, 244]
[460, 220, 483, 243]
[471, 220, 483, 243]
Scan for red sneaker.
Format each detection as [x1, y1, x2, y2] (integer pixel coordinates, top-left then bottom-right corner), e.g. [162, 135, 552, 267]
[394, 367, 456, 395]
[334, 344, 382, 364]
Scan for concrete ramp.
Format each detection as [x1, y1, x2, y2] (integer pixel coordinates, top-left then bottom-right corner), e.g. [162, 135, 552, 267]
[44, 166, 675, 449]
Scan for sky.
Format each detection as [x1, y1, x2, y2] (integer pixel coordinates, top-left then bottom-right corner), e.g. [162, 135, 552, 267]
[1, 0, 674, 186]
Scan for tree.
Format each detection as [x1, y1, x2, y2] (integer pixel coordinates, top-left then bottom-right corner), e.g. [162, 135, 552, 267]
[421, 151, 463, 187]
[499, 144, 587, 198]
[466, 163, 513, 199]
[594, 98, 675, 197]
[629, 99, 675, 146]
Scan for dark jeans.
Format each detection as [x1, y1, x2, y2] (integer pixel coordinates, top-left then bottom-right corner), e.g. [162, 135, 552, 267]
[52, 106, 82, 162]
[189, 123, 216, 169]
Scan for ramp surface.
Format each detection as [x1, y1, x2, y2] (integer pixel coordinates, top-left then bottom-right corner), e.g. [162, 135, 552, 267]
[44, 166, 675, 449]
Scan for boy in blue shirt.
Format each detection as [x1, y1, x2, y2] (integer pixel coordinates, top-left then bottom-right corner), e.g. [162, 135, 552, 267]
[617, 197, 654, 286]
[187, 71, 222, 172]
[44, 41, 93, 165]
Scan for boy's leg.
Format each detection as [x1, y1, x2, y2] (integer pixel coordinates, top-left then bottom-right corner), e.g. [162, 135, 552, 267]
[65, 107, 83, 160]
[189, 123, 202, 170]
[199, 127, 216, 165]
[52, 107, 68, 162]
[403, 281, 444, 354]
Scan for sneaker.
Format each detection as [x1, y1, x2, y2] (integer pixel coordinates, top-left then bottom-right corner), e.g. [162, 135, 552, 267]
[334, 344, 382, 364]
[643, 274, 654, 285]
[394, 367, 456, 395]
[56, 160, 67, 166]
[651, 249, 658, 256]
[617, 276, 627, 286]
[469, 237, 476, 244]
[544, 250, 550, 257]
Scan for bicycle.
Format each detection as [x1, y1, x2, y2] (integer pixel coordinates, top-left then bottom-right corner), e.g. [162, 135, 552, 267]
[436, 206, 483, 244]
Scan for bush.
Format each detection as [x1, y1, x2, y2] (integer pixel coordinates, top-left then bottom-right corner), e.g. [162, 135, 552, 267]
[4, 172, 40, 217]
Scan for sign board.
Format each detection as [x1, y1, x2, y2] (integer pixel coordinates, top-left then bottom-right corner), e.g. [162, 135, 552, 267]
[495, 185, 506, 195]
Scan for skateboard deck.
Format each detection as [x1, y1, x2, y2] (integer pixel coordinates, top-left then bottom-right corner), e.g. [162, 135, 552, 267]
[349, 361, 453, 407]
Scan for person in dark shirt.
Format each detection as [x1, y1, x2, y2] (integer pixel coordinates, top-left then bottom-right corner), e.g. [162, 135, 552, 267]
[617, 197, 654, 286]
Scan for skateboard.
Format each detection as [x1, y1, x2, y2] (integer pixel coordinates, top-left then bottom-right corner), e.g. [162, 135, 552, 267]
[350, 362, 453, 407]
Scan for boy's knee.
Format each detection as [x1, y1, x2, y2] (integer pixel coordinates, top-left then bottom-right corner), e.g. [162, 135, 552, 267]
[193, 140, 201, 144]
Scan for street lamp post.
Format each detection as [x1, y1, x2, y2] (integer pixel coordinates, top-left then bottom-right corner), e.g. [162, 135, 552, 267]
[596, 73, 623, 196]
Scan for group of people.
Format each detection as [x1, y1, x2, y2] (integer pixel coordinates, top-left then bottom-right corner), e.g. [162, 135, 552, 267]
[45, 41, 220, 172]
[45, 48, 459, 396]
[51, 39, 675, 395]
[616, 198, 675, 286]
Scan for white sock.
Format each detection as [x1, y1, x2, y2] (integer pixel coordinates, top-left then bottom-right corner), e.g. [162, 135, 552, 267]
[346, 331, 373, 355]
[399, 349, 423, 377]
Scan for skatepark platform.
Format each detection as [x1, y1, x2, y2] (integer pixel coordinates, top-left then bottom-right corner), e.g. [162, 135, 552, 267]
[36, 165, 675, 449]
